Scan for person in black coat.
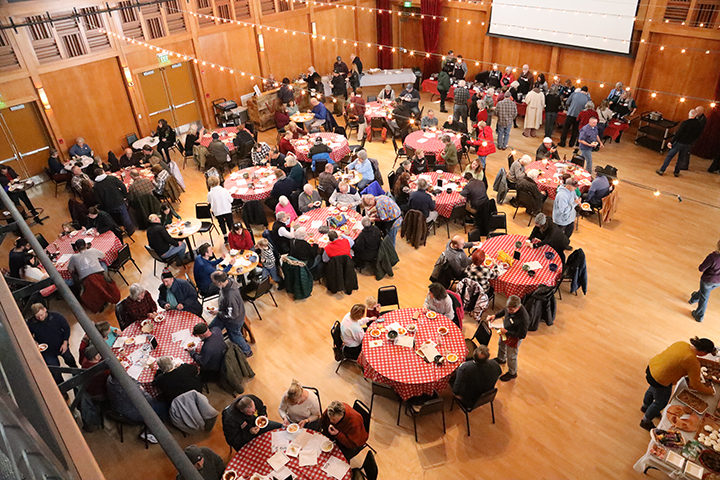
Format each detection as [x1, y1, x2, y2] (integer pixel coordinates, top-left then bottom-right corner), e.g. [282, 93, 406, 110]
[305, 67, 321, 92]
[85, 206, 123, 241]
[529, 213, 569, 264]
[0, 165, 42, 223]
[147, 214, 186, 260]
[656, 109, 705, 176]
[153, 356, 203, 403]
[27, 304, 77, 384]
[222, 395, 282, 450]
[266, 169, 297, 210]
[513, 171, 547, 216]
[47, 149, 70, 182]
[92, 168, 136, 236]
[451, 345, 501, 408]
[278, 79, 295, 104]
[158, 270, 203, 317]
[155, 119, 177, 163]
[353, 218, 382, 270]
[119, 148, 143, 169]
[188, 323, 227, 380]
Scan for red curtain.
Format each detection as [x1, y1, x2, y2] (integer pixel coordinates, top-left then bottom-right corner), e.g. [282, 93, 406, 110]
[421, 0, 442, 78]
[376, 0, 393, 69]
[692, 72, 720, 159]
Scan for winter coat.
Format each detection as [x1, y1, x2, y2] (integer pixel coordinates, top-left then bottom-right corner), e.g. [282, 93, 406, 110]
[170, 390, 219, 433]
[522, 285, 557, 331]
[281, 255, 314, 300]
[400, 209, 428, 249]
[324, 255, 358, 295]
[457, 277, 489, 322]
[375, 235, 399, 280]
[493, 167, 508, 204]
[222, 341, 255, 395]
[566, 248, 588, 295]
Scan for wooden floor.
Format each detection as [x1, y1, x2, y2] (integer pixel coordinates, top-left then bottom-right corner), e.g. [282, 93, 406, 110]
[12, 94, 720, 480]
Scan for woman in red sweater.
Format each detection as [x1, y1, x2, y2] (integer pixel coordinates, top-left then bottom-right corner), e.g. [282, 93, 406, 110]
[321, 401, 369, 459]
[468, 120, 496, 168]
[228, 223, 254, 251]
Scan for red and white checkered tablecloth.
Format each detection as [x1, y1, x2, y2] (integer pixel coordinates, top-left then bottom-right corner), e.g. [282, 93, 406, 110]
[526, 161, 592, 200]
[112, 310, 202, 397]
[200, 127, 239, 152]
[295, 207, 362, 249]
[109, 168, 154, 188]
[224, 166, 278, 201]
[291, 133, 350, 164]
[409, 172, 467, 218]
[46, 230, 122, 280]
[361, 308, 467, 401]
[364, 101, 394, 122]
[481, 234, 563, 299]
[225, 429, 351, 480]
[403, 130, 462, 160]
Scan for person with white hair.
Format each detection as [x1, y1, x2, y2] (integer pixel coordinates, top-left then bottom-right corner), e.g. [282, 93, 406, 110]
[517, 64, 534, 96]
[298, 184, 322, 213]
[284, 154, 305, 186]
[275, 195, 297, 222]
[347, 149, 375, 190]
[529, 213, 569, 264]
[407, 178, 439, 223]
[270, 211, 293, 254]
[123, 283, 158, 326]
[206, 175, 235, 243]
[289, 227, 320, 267]
[377, 84, 395, 101]
[507, 154, 532, 186]
[69, 137, 94, 158]
[361, 194, 402, 246]
[513, 169, 547, 216]
[501, 66, 514, 87]
[523, 82, 545, 137]
[606, 82, 624, 103]
[153, 356, 202, 403]
[329, 182, 361, 208]
[657, 108, 704, 177]
[453, 80, 470, 128]
[306, 66, 321, 92]
[553, 177, 581, 239]
[183, 124, 204, 158]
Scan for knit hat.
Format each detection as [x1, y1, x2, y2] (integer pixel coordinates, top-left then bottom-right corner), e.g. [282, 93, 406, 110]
[184, 445, 202, 464]
[161, 268, 173, 279]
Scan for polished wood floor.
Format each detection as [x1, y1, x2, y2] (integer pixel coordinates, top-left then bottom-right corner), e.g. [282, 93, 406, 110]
[12, 94, 720, 480]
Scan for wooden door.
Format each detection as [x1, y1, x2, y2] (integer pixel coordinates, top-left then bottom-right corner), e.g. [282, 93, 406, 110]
[0, 119, 21, 176]
[163, 62, 200, 127]
[138, 68, 172, 129]
[0, 103, 51, 177]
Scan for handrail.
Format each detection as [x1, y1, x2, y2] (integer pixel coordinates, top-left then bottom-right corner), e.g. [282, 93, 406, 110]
[0, 187, 204, 480]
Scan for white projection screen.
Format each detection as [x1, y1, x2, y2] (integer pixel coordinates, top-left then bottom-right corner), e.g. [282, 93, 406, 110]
[488, 0, 638, 55]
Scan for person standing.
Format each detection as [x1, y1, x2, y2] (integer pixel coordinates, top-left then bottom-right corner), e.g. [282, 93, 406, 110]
[522, 84, 545, 138]
[640, 337, 715, 430]
[92, 167, 136, 236]
[577, 117, 604, 173]
[437, 65, 451, 113]
[656, 109, 703, 177]
[486, 295, 529, 381]
[544, 85, 562, 138]
[495, 92, 518, 150]
[209, 271, 252, 357]
[553, 177, 580, 239]
[559, 86, 591, 148]
[453, 80, 470, 129]
[689, 240, 720, 322]
[27, 304, 77, 384]
[206, 176, 234, 244]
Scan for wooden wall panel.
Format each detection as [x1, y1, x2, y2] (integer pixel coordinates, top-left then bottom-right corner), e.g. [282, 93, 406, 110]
[40, 57, 136, 158]
[0, 77, 37, 106]
[124, 39, 196, 73]
[557, 49, 635, 107]
[262, 16, 313, 80]
[356, 1, 378, 70]
[395, 17, 424, 71]
[312, 8, 356, 74]
[437, 7, 488, 75]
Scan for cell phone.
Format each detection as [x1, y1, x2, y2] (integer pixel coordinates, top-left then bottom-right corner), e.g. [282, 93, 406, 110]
[148, 335, 158, 350]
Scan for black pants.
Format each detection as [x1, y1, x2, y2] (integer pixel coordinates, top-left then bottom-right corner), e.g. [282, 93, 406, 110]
[709, 154, 720, 173]
[560, 116, 579, 147]
[158, 142, 173, 164]
[216, 212, 233, 235]
[199, 284, 220, 297]
[555, 221, 574, 239]
[439, 91, 448, 111]
[10, 191, 38, 215]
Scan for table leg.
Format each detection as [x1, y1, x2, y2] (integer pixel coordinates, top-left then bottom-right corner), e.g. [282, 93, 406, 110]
[184, 238, 194, 259]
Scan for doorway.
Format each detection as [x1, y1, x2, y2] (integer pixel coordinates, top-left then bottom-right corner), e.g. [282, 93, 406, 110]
[0, 102, 52, 178]
[137, 62, 200, 131]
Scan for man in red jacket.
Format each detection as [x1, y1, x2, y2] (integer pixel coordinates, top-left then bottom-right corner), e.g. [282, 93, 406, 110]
[321, 401, 368, 459]
[322, 231, 354, 262]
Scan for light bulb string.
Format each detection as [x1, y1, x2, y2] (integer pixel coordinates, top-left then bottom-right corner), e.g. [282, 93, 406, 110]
[447, 0, 720, 14]
[179, 9, 719, 105]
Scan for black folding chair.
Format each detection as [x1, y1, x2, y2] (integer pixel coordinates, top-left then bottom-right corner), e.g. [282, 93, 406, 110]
[406, 397, 445, 442]
[370, 381, 402, 426]
[351, 451, 378, 480]
[107, 244, 141, 285]
[241, 276, 278, 320]
[377, 285, 399, 314]
[144, 245, 183, 276]
[331, 321, 358, 373]
[352, 399, 376, 454]
[512, 190, 536, 226]
[450, 388, 497, 436]
[195, 203, 219, 246]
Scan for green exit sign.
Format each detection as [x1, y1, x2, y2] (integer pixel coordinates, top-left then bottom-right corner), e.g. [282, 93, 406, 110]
[404, 1, 412, 6]
[157, 53, 170, 65]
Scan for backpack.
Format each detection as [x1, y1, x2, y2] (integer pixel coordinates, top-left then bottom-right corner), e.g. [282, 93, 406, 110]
[78, 390, 103, 432]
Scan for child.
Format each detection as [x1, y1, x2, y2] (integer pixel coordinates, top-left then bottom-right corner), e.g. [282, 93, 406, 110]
[228, 223, 254, 251]
[256, 238, 282, 287]
[159, 203, 181, 226]
[365, 296, 380, 319]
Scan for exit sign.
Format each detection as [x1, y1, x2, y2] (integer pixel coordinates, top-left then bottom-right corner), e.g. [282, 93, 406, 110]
[157, 53, 170, 65]
[403, 1, 412, 6]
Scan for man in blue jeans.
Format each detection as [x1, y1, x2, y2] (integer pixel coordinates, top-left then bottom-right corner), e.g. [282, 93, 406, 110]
[577, 117, 604, 173]
[209, 271, 253, 357]
[690, 240, 720, 322]
[657, 108, 704, 177]
[494, 92, 517, 150]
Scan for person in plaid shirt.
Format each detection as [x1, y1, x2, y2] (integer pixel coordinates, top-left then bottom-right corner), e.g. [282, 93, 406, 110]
[122, 283, 158, 326]
[127, 169, 154, 202]
[70, 166, 92, 195]
[577, 101, 599, 130]
[464, 249, 500, 293]
[495, 92, 518, 150]
[251, 142, 271, 166]
[452, 80, 470, 129]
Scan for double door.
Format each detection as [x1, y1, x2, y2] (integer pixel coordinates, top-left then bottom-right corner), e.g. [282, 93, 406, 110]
[0, 102, 52, 178]
[138, 62, 200, 130]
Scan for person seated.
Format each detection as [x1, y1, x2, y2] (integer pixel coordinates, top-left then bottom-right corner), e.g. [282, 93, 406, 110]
[79, 321, 121, 360]
[513, 169, 547, 215]
[222, 395, 282, 450]
[536, 137, 560, 161]
[377, 85, 396, 101]
[393, 172, 411, 211]
[285, 155, 305, 186]
[329, 182, 361, 208]
[123, 283, 158, 325]
[464, 249, 500, 293]
[251, 142, 271, 166]
[443, 115, 467, 134]
[287, 121, 307, 139]
[395, 159, 412, 180]
[347, 149, 375, 190]
[270, 211, 294, 255]
[159, 203, 181, 227]
[206, 135, 230, 169]
[322, 400, 369, 460]
[287, 99, 299, 117]
[158, 269, 203, 317]
[183, 125, 203, 159]
[421, 109, 439, 129]
[340, 304, 371, 359]
[194, 244, 231, 297]
[298, 184, 322, 212]
[119, 148, 142, 169]
[147, 214, 186, 261]
[127, 169, 155, 204]
[353, 217, 382, 270]
[402, 83, 421, 116]
[275, 195, 298, 223]
[9, 237, 43, 280]
[309, 97, 331, 129]
[444, 235, 478, 277]
[268, 169, 298, 210]
[407, 178, 438, 223]
[459, 172, 489, 214]
[279, 379, 322, 431]
[153, 356, 203, 403]
[85, 206, 122, 241]
[274, 105, 290, 131]
[289, 228, 320, 273]
[267, 147, 286, 171]
[0, 165, 43, 223]
[70, 165, 92, 195]
[69, 137, 94, 158]
[68, 239, 120, 313]
[279, 131, 296, 155]
[188, 323, 227, 381]
[309, 136, 332, 161]
[410, 149, 427, 174]
[141, 144, 169, 171]
[47, 149, 70, 182]
[318, 163, 338, 195]
[507, 154, 532, 187]
[27, 303, 77, 384]
[176, 445, 226, 480]
[391, 98, 412, 134]
[151, 164, 171, 196]
[424, 282, 455, 320]
[228, 223, 254, 251]
[323, 230, 354, 262]
[529, 213, 570, 264]
[81, 346, 110, 399]
[582, 166, 611, 209]
[451, 345, 502, 408]
[106, 375, 166, 443]
[463, 160, 485, 181]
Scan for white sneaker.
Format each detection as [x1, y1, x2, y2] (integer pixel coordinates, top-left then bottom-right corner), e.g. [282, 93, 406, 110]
[140, 431, 158, 444]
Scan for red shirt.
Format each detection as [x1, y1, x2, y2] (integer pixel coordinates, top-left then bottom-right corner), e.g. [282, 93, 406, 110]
[228, 230, 254, 251]
[324, 238, 352, 258]
[468, 126, 496, 156]
[577, 109, 599, 130]
[279, 137, 295, 155]
[321, 403, 369, 449]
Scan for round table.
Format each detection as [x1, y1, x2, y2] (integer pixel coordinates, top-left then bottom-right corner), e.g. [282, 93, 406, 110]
[291, 133, 350, 164]
[334, 170, 362, 186]
[64, 156, 94, 171]
[290, 112, 315, 124]
[364, 101, 394, 122]
[132, 136, 159, 150]
[167, 218, 202, 257]
[224, 166, 278, 201]
[109, 167, 154, 187]
[409, 172, 466, 218]
[46, 229, 123, 280]
[199, 127, 238, 152]
[112, 310, 202, 397]
[221, 250, 259, 276]
[225, 429, 351, 480]
[403, 130, 462, 159]
[294, 207, 362, 249]
[480, 234, 563, 298]
[361, 308, 467, 401]
[526, 161, 592, 200]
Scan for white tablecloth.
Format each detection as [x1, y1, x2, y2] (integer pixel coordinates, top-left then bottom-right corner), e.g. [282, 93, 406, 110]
[361, 68, 417, 88]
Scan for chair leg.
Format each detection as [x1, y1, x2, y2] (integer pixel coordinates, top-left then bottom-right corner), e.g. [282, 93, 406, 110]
[513, 205, 519, 219]
[131, 259, 142, 273]
[450, 397, 455, 411]
[413, 415, 418, 443]
[118, 422, 124, 443]
[153, 259, 158, 277]
[252, 301, 262, 320]
[369, 393, 374, 415]
[441, 409, 446, 433]
[269, 290, 278, 307]
[335, 362, 342, 374]
[396, 400, 402, 426]
[490, 401, 495, 423]
[143, 425, 149, 449]
[466, 411, 471, 436]
[118, 271, 128, 286]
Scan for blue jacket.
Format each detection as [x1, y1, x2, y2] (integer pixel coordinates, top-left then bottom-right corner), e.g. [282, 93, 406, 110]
[552, 185, 577, 227]
[566, 91, 591, 117]
[158, 278, 203, 317]
[312, 102, 330, 122]
[193, 256, 230, 293]
[348, 158, 375, 183]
